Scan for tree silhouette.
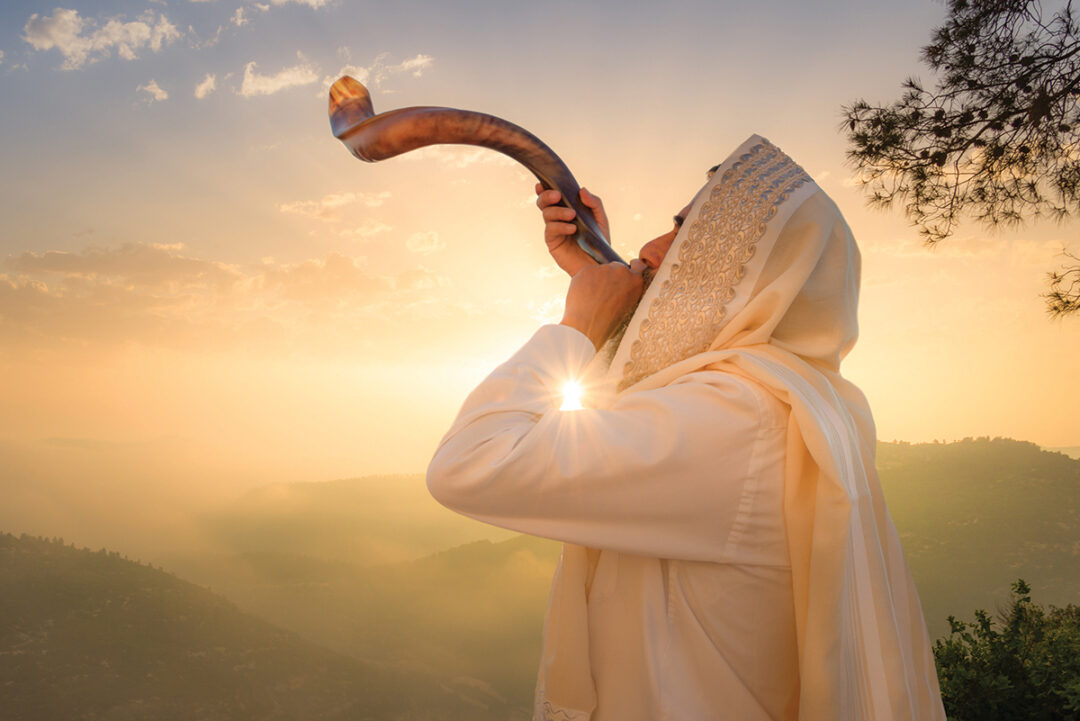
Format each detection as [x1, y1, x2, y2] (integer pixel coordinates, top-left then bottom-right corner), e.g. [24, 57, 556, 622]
[843, 0, 1080, 315]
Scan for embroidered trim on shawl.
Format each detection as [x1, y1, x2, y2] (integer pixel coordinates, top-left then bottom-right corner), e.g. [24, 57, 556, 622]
[536, 699, 590, 721]
[618, 140, 812, 391]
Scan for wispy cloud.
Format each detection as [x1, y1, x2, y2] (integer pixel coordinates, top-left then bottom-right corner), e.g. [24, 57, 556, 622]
[401, 145, 515, 169]
[231, 8, 249, 26]
[278, 191, 390, 220]
[194, 73, 216, 99]
[323, 51, 433, 94]
[23, 8, 181, 70]
[5, 242, 239, 291]
[137, 79, 168, 103]
[270, 0, 331, 8]
[406, 231, 444, 255]
[0, 50, 5, 65]
[0, 242, 450, 352]
[241, 53, 318, 97]
[339, 220, 393, 239]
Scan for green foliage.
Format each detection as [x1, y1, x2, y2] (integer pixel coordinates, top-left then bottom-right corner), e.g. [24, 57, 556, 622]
[842, 0, 1080, 315]
[934, 579, 1080, 720]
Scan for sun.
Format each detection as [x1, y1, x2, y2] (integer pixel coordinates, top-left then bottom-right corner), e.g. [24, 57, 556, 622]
[560, 380, 584, 411]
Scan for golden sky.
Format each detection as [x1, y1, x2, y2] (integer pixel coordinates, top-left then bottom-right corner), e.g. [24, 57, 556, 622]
[1, 0, 1077, 495]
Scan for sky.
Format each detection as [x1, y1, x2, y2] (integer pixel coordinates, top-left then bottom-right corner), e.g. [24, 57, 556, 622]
[1, 0, 1077, 507]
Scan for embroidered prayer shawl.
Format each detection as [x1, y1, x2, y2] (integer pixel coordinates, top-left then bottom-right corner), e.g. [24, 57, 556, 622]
[536, 135, 946, 721]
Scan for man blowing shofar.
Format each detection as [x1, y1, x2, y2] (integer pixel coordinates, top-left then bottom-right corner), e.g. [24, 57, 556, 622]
[426, 135, 947, 721]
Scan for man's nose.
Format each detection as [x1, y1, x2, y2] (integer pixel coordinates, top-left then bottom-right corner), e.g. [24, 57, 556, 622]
[639, 236, 667, 269]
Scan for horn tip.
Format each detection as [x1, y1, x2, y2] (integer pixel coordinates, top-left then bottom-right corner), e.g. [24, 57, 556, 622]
[329, 75, 375, 138]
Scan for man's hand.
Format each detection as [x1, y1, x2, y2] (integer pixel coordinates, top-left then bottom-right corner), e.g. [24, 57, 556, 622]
[535, 185, 611, 277]
[560, 260, 646, 350]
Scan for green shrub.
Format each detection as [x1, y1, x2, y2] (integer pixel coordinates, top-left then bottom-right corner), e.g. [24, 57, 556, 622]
[934, 580, 1080, 720]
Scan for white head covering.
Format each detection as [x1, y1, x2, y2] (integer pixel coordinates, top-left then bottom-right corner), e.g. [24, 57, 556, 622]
[537, 135, 946, 720]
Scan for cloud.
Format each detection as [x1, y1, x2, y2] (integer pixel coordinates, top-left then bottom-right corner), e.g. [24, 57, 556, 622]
[528, 296, 564, 324]
[257, 252, 389, 303]
[194, 73, 216, 99]
[323, 52, 433, 93]
[23, 8, 181, 70]
[240, 54, 318, 97]
[339, 220, 393, 239]
[0, 242, 451, 353]
[137, 79, 168, 103]
[5, 243, 240, 291]
[277, 191, 391, 220]
[535, 266, 559, 279]
[0, 50, 5, 65]
[401, 146, 514, 170]
[406, 231, 444, 255]
[270, 0, 331, 8]
[231, 8, 249, 26]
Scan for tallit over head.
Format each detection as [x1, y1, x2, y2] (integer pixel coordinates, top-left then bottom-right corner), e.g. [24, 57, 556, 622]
[537, 135, 946, 721]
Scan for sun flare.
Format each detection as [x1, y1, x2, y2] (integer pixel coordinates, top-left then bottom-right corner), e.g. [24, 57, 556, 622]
[560, 380, 584, 411]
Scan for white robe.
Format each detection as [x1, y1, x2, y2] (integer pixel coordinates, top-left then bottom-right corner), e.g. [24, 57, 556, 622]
[428, 323, 800, 721]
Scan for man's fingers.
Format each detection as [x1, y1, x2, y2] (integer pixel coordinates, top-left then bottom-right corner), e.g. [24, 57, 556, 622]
[546, 222, 578, 238]
[580, 187, 610, 232]
[542, 206, 576, 223]
[535, 188, 563, 209]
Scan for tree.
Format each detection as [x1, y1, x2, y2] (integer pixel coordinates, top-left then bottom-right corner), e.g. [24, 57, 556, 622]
[933, 579, 1080, 719]
[843, 0, 1080, 316]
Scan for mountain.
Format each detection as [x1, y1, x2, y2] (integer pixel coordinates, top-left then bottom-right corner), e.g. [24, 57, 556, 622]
[199, 475, 515, 565]
[182, 438, 1080, 675]
[877, 437, 1080, 639]
[166, 534, 561, 713]
[0, 533, 528, 721]
[7, 437, 1077, 718]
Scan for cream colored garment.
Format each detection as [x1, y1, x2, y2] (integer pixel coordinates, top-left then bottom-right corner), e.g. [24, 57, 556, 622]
[554, 135, 944, 720]
[429, 134, 946, 721]
[428, 324, 800, 721]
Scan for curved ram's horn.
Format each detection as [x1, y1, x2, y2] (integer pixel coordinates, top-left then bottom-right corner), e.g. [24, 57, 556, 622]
[328, 75, 624, 265]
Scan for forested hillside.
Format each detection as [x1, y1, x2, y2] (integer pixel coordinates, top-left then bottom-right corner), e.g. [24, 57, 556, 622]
[166, 534, 560, 709]
[3, 437, 1077, 719]
[0, 533, 527, 721]
[878, 437, 1080, 639]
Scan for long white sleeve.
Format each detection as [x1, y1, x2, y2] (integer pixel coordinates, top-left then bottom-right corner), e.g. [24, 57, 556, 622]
[426, 324, 787, 562]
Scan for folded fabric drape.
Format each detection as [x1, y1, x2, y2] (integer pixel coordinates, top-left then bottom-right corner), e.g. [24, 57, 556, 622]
[538, 135, 946, 721]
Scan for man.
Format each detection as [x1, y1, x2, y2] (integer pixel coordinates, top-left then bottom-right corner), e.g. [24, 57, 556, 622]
[427, 135, 946, 721]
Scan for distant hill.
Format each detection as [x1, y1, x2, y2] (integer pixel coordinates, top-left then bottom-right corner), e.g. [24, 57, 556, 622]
[167, 534, 561, 714]
[0, 533, 528, 721]
[200, 475, 515, 565]
[180, 438, 1080, 685]
[10, 437, 1076, 718]
[1046, 445, 1080, 460]
[878, 438, 1080, 639]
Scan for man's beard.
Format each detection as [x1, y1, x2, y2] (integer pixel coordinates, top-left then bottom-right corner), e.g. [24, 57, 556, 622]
[599, 265, 657, 365]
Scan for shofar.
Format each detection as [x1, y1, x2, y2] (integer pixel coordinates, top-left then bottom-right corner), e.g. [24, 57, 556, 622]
[328, 75, 624, 265]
